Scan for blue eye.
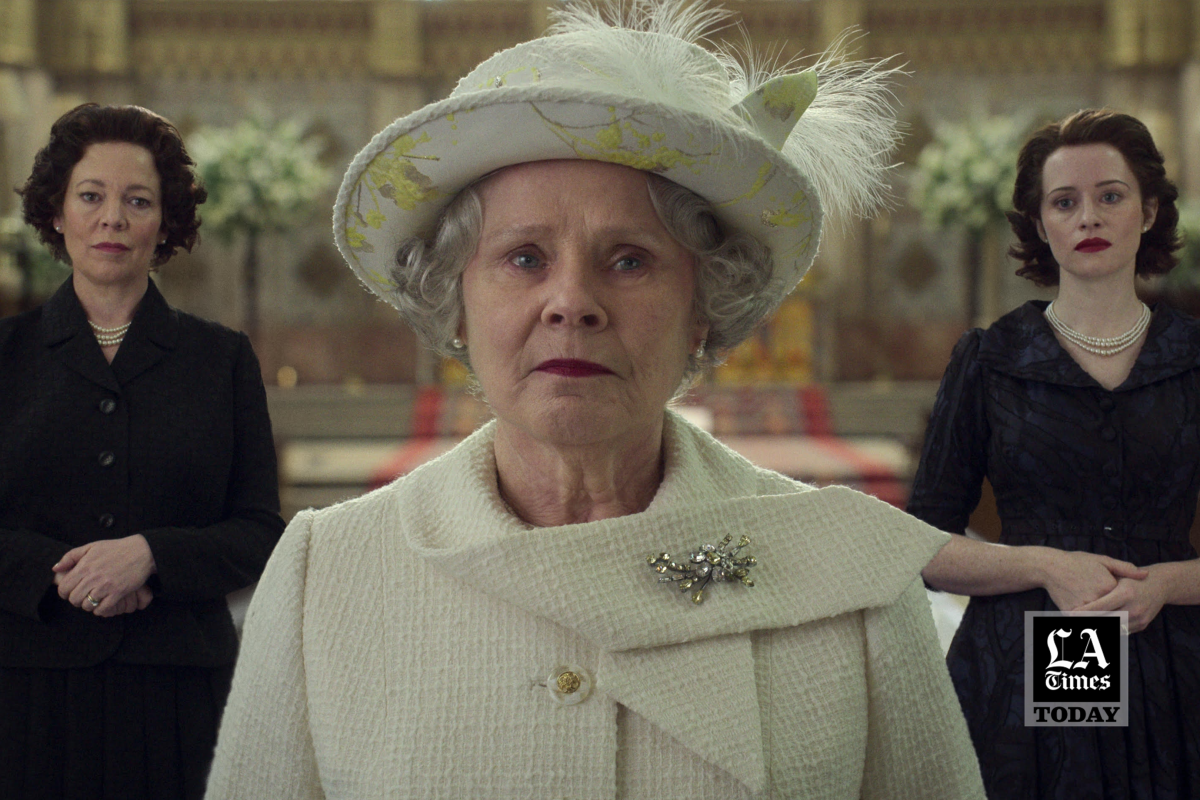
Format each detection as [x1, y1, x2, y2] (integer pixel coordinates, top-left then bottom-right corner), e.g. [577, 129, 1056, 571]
[512, 253, 541, 269]
[1053, 197, 1073, 210]
[80, 191, 100, 202]
[130, 197, 152, 208]
[614, 255, 643, 271]
[1101, 191, 1120, 203]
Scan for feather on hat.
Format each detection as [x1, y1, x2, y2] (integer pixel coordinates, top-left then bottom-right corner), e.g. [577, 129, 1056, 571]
[335, 0, 903, 310]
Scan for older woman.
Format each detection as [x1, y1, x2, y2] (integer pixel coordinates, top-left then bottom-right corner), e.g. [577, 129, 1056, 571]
[0, 104, 284, 799]
[909, 109, 1200, 798]
[206, 3, 984, 798]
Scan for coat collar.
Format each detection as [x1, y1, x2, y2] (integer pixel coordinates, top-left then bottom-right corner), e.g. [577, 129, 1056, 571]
[391, 412, 947, 793]
[977, 300, 1200, 390]
[39, 277, 179, 389]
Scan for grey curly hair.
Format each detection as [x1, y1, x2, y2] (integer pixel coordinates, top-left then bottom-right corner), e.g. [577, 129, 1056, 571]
[389, 170, 780, 376]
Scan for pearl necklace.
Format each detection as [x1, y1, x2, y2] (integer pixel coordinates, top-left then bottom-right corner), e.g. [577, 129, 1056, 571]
[1044, 301, 1150, 357]
[89, 320, 132, 348]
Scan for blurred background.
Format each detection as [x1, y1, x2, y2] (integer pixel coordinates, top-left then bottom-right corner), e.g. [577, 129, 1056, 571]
[1, 0, 1198, 537]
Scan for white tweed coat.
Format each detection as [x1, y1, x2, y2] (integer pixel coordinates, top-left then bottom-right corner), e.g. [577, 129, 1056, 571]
[206, 412, 984, 799]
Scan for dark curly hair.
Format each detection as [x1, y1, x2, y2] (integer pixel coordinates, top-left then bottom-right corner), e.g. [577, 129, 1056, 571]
[17, 103, 206, 268]
[1007, 108, 1181, 286]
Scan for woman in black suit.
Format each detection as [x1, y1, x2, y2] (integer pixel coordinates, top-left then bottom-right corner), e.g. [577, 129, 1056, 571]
[0, 103, 284, 799]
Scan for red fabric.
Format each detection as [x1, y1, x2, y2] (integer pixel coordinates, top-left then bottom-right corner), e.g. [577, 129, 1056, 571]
[410, 387, 444, 438]
[798, 385, 833, 436]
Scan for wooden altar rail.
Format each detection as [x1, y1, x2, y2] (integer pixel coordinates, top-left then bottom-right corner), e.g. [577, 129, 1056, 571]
[267, 381, 939, 518]
[266, 381, 939, 440]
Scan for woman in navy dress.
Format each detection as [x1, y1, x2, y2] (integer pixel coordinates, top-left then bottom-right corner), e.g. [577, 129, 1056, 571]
[909, 108, 1200, 799]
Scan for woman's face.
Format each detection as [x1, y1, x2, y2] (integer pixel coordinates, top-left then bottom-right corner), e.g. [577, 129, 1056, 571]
[1036, 143, 1157, 285]
[54, 141, 164, 291]
[460, 160, 708, 449]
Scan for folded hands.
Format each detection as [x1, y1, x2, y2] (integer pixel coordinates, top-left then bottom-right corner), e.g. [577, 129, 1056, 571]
[52, 535, 157, 618]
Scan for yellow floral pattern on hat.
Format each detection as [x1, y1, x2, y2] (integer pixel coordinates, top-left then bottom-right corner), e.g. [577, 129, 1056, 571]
[734, 71, 817, 151]
[759, 72, 817, 121]
[761, 190, 813, 230]
[368, 156, 440, 212]
[533, 104, 715, 175]
[762, 189, 815, 259]
[714, 162, 775, 210]
[343, 131, 446, 291]
[344, 131, 442, 269]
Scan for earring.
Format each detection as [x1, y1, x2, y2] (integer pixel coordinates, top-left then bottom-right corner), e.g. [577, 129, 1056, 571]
[694, 339, 706, 359]
[55, 226, 62, 232]
[1142, 224, 1150, 233]
[451, 337, 465, 350]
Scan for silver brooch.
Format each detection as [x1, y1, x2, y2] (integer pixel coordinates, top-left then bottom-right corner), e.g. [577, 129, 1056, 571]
[647, 534, 757, 605]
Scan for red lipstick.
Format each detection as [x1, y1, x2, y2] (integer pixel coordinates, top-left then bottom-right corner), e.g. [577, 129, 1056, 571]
[1075, 238, 1111, 253]
[535, 359, 613, 377]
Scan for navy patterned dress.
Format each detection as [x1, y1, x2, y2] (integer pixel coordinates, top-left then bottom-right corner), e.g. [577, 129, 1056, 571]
[908, 300, 1200, 800]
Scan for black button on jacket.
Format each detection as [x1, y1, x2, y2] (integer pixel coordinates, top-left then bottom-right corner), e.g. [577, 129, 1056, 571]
[0, 279, 285, 669]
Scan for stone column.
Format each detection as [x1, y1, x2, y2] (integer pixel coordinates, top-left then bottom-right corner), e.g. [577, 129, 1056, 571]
[0, 0, 37, 68]
[0, 0, 36, 215]
[819, 0, 865, 49]
[1180, 0, 1200, 198]
[39, 0, 129, 77]
[370, 1, 423, 83]
[1101, 0, 1185, 181]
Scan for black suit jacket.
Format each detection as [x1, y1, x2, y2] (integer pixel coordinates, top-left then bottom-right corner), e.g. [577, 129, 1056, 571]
[0, 278, 285, 668]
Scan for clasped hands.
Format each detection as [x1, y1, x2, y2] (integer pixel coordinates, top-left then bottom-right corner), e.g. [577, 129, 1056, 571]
[1044, 549, 1166, 634]
[52, 535, 157, 618]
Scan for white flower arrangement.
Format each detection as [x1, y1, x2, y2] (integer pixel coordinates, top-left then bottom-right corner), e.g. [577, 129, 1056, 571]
[188, 116, 331, 241]
[909, 116, 1025, 235]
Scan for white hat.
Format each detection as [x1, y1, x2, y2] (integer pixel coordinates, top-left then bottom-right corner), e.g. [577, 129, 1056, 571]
[334, 0, 902, 310]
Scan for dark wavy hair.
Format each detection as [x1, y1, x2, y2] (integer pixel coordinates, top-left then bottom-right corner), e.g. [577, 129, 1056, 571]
[17, 103, 206, 268]
[1007, 108, 1181, 286]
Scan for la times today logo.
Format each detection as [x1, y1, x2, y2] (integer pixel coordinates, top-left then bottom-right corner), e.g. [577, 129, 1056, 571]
[1025, 611, 1128, 726]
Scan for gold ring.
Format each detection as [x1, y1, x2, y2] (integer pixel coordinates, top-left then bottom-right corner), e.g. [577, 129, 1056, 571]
[86, 593, 100, 608]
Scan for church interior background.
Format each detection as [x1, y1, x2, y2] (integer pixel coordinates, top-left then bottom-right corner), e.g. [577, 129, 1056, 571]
[2, 0, 1199, 543]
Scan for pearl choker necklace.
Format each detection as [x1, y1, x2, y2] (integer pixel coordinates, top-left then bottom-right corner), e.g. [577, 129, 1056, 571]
[89, 320, 131, 348]
[1044, 301, 1150, 357]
